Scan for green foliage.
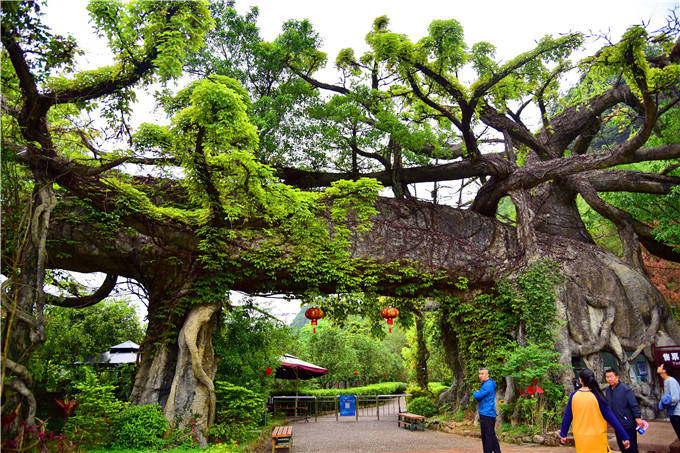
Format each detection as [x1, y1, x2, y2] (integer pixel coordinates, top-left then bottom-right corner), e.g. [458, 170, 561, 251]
[214, 304, 294, 394]
[110, 404, 169, 449]
[500, 343, 563, 389]
[428, 381, 449, 396]
[210, 381, 266, 443]
[513, 260, 564, 344]
[297, 316, 407, 387]
[446, 288, 517, 389]
[28, 299, 144, 390]
[63, 369, 128, 447]
[405, 382, 448, 399]
[86, 1, 212, 82]
[447, 260, 563, 390]
[304, 382, 407, 397]
[406, 397, 438, 417]
[401, 310, 453, 384]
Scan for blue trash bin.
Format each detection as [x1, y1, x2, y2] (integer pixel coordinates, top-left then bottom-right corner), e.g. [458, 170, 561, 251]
[339, 395, 356, 416]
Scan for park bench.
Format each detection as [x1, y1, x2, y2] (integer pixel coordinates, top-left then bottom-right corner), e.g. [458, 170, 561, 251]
[271, 425, 293, 452]
[397, 412, 426, 431]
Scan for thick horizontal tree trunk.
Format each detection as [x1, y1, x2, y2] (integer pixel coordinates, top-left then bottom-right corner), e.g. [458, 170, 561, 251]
[43, 195, 680, 423]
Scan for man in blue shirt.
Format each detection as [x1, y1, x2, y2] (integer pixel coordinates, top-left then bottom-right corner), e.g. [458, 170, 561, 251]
[473, 367, 501, 453]
[605, 368, 643, 453]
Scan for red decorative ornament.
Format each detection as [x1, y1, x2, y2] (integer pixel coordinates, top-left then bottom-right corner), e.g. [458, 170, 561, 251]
[429, 369, 433, 373]
[524, 378, 544, 397]
[265, 367, 273, 375]
[380, 306, 399, 332]
[305, 306, 324, 333]
[354, 371, 359, 376]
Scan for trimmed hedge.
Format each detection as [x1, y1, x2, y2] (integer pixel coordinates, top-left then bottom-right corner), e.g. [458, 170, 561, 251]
[429, 381, 449, 396]
[272, 382, 407, 397]
[307, 382, 407, 396]
[406, 397, 438, 417]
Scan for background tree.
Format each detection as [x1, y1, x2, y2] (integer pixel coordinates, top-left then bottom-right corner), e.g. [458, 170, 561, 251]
[28, 299, 144, 391]
[214, 303, 295, 394]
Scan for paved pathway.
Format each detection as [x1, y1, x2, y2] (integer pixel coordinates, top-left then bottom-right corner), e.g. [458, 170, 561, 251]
[287, 413, 575, 453]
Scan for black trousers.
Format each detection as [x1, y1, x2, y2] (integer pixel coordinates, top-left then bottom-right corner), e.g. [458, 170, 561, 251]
[671, 415, 680, 440]
[479, 414, 501, 453]
[614, 426, 638, 453]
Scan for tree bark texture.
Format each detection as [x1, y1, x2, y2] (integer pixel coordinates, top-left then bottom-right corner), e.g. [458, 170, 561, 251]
[43, 190, 680, 420]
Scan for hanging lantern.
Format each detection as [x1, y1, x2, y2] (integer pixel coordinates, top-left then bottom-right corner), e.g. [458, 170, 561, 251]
[354, 371, 359, 376]
[265, 367, 273, 375]
[380, 306, 399, 332]
[429, 369, 433, 373]
[305, 306, 324, 333]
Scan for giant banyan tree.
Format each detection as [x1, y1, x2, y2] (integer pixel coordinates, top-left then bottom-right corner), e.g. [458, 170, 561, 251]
[2, 0, 680, 440]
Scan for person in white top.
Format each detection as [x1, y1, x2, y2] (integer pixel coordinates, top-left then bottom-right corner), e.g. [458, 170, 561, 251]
[657, 362, 680, 439]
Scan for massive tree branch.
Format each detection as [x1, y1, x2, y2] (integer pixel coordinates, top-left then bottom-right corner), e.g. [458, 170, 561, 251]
[276, 153, 509, 189]
[570, 176, 680, 264]
[479, 104, 550, 157]
[46, 274, 118, 309]
[536, 85, 636, 156]
[585, 169, 680, 194]
[471, 143, 680, 215]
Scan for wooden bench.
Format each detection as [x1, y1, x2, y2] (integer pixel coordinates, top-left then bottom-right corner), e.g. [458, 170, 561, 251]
[271, 425, 293, 452]
[397, 412, 426, 431]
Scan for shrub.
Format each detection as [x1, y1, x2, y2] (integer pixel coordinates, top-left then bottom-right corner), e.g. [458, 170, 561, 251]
[428, 381, 448, 396]
[207, 422, 253, 444]
[406, 397, 438, 417]
[63, 369, 127, 447]
[405, 384, 429, 399]
[210, 381, 266, 443]
[306, 382, 407, 397]
[110, 404, 169, 449]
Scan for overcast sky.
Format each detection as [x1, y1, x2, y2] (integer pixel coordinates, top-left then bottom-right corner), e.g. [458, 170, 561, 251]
[47, 1, 678, 73]
[41, 0, 678, 323]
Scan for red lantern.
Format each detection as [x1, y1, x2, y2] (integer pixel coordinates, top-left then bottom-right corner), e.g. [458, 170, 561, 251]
[305, 306, 324, 333]
[380, 306, 399, 332]
[265, 367, 273, 375]
[429, 369, 433, 373]
[354, 371, 358, 376]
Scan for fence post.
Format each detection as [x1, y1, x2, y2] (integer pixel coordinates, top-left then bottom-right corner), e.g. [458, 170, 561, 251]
[335, 395, 339, 422]
[355, 395, 359, 422]
[376, 396, 380, 420]
[314, 396, 318, 422]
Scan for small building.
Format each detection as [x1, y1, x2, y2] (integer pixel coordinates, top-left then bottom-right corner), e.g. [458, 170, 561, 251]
[78, 340, 139, 366]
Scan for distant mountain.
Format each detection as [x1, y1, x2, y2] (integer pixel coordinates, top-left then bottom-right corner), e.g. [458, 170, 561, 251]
[289, 305, 310, 328]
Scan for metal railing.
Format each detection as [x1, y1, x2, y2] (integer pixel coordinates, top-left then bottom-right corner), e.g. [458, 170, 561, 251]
[270, 394, 411, 422]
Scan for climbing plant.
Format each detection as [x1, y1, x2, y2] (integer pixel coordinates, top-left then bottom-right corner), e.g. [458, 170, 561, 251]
[446, 260, 564, 390]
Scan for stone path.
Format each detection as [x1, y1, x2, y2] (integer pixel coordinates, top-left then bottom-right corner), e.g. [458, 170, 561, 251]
[287, 414, 575, 452]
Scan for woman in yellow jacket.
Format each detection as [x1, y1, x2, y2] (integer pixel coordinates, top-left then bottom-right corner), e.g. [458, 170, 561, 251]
[560, 368, 630, 453]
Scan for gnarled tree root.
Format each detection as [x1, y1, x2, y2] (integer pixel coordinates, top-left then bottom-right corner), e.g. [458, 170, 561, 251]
[163, 304, 220, 447]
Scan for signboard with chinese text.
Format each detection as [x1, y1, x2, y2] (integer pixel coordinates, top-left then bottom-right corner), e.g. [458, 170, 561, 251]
[653, 345, 680, 368]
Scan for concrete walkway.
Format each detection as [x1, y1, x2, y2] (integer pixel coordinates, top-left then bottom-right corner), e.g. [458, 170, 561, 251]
[286, 413, 575, 453]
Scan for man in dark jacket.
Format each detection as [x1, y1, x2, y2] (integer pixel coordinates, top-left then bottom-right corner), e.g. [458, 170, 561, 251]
[473, 367, 501, 453]
[605, 369, 643, 453]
